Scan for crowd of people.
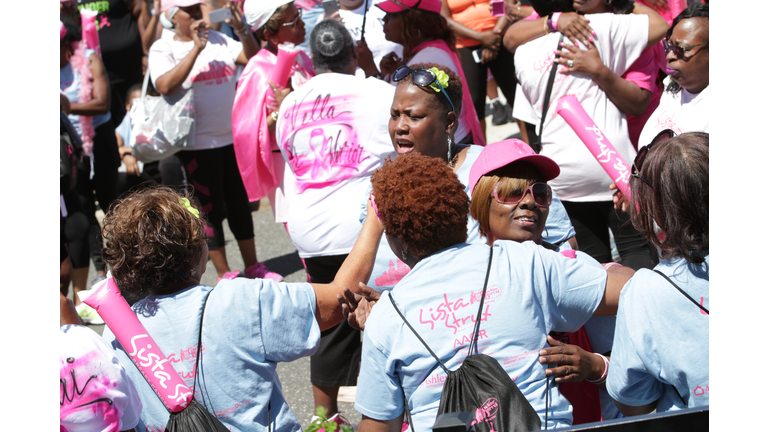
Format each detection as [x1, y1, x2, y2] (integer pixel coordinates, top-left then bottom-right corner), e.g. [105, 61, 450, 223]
[59, 0, 709, 431]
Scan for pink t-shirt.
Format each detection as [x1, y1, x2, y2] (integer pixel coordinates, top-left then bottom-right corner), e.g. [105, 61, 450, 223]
[622, 42, 665, 149]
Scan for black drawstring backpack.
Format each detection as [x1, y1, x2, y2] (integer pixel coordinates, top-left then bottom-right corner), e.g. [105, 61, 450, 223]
[391, 247, 543, 432]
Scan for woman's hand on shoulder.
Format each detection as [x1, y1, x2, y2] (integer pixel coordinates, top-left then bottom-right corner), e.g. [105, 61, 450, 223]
[557, 12, 594, 48]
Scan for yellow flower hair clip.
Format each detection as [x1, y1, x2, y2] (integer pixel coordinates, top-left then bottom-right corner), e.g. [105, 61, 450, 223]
[427, 67, 450, 93]
[179, 197, 200, 218]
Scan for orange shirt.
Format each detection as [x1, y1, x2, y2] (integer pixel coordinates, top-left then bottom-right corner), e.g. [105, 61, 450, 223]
[447, 0, 498, 49]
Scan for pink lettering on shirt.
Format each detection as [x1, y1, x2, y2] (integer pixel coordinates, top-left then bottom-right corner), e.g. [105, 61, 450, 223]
[417, 293, 494, 335]
[651, 110, 684, 135]
[60, 351, 121, 430]
[375, 258, 411, 287]
[214, 399, 253, 418]
[280, 92, 370, 193]
[693, 384, 709, 397]
[191, 60, 235, 84]
[699, 297, 708, 315]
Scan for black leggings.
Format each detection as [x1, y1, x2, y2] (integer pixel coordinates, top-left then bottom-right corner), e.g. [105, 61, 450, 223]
[458, 46, 518, 126]
[63, 120, 120, 271]
[175, 145, 254, 249]
[561, 200, 658, 271]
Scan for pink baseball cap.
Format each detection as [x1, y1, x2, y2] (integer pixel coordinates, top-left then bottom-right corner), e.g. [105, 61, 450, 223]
[377, 0, 441, 14]
[468, 139, 560, 194]
[161, 0, 204, 12]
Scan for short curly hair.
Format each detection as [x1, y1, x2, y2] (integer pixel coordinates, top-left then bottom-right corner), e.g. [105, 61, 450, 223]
[469, 162, 546, 240]
[371, 153, 468, 260]
[398, 62, 463, 117]
[102, 186, 208, 299]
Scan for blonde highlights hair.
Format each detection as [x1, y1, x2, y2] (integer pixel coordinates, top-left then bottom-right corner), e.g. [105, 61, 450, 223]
[469, 162, 545, 240]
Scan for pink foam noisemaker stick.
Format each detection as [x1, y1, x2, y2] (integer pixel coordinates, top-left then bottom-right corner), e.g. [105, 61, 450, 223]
[80, 9, 101, 57]
[83, 278, 193, 412]
[270, 43, 301, 88]
[556, 95, 632, 201]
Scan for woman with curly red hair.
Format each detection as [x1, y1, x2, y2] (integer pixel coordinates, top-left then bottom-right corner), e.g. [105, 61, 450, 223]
[99, 186, 383, 431]
[353, 153, 634, 431]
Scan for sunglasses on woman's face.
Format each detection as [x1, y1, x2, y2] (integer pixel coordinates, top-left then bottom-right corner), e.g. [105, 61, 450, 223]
[392, 66, 456, 113]
[632, 129, 675, 189]
[282, 8, 302, 27]
[492, 182, 552, 207]
[662, 38, 708, 58]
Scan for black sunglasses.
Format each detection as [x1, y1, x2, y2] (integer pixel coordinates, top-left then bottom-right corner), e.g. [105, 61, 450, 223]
[663, 38, 708, 58]
[632, 129, 675, 188]
[392, 66, 456, 113]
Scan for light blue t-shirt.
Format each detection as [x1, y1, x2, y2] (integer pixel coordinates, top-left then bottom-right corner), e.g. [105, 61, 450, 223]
[60, 49, 111, 135]
[116, 113, 132, 145]
[607, 255, 709, 411]
[355, 240, 608, 430]
[101, 279, 321, 432]
[364, 145, 576, 291]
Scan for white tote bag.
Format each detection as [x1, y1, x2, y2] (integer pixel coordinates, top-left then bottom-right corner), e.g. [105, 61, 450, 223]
[130, 70, 196, 162]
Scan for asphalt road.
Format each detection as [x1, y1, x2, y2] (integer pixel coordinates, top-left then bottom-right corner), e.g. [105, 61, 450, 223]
[74, 106, 521, 429]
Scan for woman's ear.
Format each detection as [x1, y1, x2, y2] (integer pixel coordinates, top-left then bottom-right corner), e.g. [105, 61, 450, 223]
[445, 110, 457, 137]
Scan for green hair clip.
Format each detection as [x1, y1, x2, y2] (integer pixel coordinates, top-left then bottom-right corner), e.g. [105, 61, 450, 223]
[428, 67, 450, 93]
[179, 197, 200, 218]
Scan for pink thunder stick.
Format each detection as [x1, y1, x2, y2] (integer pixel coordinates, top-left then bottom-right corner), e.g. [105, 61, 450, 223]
[556, 95, 632, 201]
[80, 9, 101, 57]
[266, 43, 301, 109]
[270, 43, 301, 88]
[82, 278, 193, 412]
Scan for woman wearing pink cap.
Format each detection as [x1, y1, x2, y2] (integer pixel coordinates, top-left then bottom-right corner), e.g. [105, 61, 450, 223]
[374, 0, 486, 146]
[148, 0, 279, 282]
[468, 139, 627, 423]
[349, 152, 634, 431]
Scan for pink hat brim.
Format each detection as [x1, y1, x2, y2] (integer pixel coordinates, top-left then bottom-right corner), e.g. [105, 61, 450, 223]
[468, 139, 561, 195]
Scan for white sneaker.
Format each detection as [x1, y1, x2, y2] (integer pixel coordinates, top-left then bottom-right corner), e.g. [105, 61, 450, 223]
[76, 302, 105, 325]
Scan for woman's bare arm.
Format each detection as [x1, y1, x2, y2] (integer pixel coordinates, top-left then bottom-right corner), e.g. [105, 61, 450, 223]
[311, 199, 384, 331]
[69, 53, 111, 116]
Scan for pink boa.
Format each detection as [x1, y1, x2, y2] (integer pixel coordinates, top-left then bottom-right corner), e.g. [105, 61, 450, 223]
[69, 41, 94, 156]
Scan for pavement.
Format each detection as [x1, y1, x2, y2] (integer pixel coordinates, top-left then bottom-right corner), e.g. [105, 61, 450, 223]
[72, 96, 521, 428]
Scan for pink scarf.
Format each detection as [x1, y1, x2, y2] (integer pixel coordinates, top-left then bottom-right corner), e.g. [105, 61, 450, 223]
[412, 39, 486, 146]
[232, 48, 315, 202]
[69, 41, 94, 156]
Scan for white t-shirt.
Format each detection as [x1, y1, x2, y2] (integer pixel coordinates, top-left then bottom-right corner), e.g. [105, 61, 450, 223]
[60, 325, 142, 432]
[148, 31, 242, 150]
[407, 47, 471, 143]
[637, 77, 709, 148]
[339, 2, 404, 75]
[276, 73, 396, 258]
[514, 14, 649, 202]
